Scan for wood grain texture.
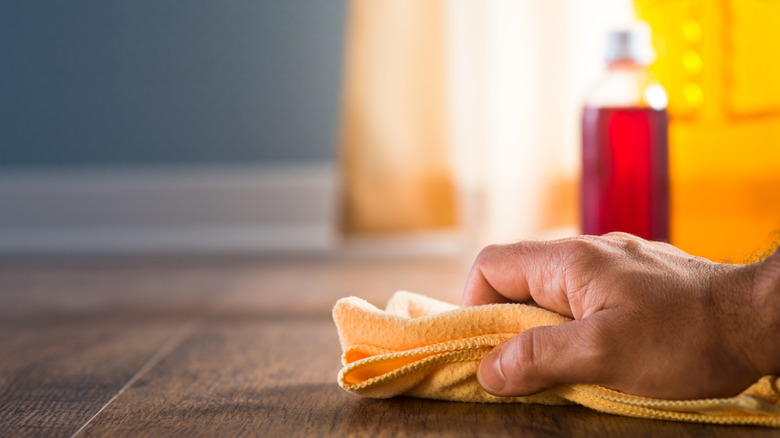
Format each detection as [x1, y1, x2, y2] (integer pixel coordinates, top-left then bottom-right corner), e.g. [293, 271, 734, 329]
[0, 323, 181, 437]
[0, 256, 777, 437]
[77, 319, 780, 438]
[0, 257, 238, 437]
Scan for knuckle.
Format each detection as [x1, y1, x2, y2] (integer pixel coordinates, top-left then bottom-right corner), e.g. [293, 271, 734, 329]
[602, 232, 649, 255]
[617, 234, 647, 255]
[552, 238, 611, 296]
[475, 244, 501, 266]
[603, 231, 635, 240]
[560, 236, 610, 268]
[474, 241, 531, 269]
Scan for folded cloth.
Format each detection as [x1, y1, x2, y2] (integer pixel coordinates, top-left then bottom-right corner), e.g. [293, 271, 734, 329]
[333, 291, 780, 427]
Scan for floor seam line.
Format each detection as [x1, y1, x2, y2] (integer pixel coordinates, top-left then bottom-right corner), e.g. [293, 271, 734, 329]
[69, 322, 197, 438]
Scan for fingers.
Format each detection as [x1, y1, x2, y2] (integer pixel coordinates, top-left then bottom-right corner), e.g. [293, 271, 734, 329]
[477, 317, 610, 396]
[461, 244, 524, 307]
[461, 240, 587, 317]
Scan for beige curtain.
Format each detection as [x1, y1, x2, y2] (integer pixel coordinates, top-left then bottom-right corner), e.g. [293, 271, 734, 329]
[339, 0, 458, 234]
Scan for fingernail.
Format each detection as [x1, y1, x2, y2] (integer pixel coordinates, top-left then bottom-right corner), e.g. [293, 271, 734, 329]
[478, 347, 506, 394]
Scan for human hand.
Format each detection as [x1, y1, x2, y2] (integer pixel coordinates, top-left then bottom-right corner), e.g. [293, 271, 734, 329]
[462, 233, 780, 400]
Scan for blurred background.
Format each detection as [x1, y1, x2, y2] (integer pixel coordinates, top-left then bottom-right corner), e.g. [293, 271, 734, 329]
[1, 0, 778, 261]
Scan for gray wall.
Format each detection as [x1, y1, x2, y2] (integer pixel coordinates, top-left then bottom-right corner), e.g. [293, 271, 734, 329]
[0, 1, 346, 167]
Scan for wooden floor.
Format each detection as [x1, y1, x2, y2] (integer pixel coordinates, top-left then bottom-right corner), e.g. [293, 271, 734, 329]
[0, 255, 776, 437]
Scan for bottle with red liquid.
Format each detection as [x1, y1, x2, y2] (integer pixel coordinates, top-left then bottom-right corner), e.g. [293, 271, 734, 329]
[582, 23, 669, 241]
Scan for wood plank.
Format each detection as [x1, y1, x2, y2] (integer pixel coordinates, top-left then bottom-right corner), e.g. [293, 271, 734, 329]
[0, 257, 239, 437]
[78, 317, 779, 437]
[0, 322, 185, 437]
[3, 256, 778, 437]
[76, 319, 340, 436]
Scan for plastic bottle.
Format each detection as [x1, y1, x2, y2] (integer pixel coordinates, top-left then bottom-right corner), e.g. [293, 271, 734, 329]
[581, 23, 669, 241]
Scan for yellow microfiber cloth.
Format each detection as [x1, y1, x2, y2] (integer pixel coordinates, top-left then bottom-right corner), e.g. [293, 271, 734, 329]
[332, 291, 780, 427]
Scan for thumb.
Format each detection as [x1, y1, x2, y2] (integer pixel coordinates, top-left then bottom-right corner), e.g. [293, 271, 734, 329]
[477, 319, 609, 396]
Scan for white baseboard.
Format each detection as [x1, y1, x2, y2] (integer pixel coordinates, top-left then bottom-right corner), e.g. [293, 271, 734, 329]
[0, 163, 337, 254]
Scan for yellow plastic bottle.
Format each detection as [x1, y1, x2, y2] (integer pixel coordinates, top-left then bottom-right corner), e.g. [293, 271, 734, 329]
[636, 0, 780, 261]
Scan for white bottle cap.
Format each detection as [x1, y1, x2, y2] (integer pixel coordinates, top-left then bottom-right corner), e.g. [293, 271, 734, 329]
[605, 22, 655, 65]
